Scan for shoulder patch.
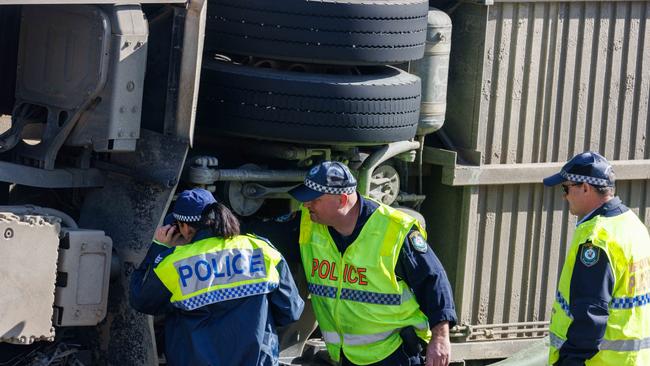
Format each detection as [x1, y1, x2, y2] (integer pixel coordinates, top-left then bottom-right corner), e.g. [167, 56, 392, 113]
[274, 212, 296, 223]
[408, 231, 428, 253]
[579, 243, 600, 267]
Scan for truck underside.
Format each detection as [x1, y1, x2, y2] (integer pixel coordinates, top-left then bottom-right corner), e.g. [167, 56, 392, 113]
[2, 1, 650, 365]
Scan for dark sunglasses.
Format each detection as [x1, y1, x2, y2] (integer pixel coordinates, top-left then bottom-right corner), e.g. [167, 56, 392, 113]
[561, 182, 582, 194]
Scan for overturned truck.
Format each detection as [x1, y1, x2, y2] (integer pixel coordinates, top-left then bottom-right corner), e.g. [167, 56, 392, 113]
[1, 0, 650, 365]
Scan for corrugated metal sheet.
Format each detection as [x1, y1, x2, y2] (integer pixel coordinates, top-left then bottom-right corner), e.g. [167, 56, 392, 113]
[426, 0, 650, 348]
[445, 1, 650, 165]
[422, 178, 650, 341]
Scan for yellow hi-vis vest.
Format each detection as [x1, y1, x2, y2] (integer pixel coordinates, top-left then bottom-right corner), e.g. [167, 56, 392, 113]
[549, 210, 650, 365]
[154, 234, 282, 310]
[299, 202, 432, 365]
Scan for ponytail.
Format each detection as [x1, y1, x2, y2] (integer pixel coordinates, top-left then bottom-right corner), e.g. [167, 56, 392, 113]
[195, 202, 240, 239]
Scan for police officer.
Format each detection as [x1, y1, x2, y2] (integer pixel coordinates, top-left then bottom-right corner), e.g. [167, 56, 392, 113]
[543, 152, 650, 365]
[130, 188, 304, 366]
[253, 161, 457, 366]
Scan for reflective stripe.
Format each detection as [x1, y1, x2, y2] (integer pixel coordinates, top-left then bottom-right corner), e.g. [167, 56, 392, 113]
[323, 330, 395, 346]
[413, 322, 429, 331]
[307, 283, 337, 298]
[323, 322, 429, 347]
[340, 288, 401, 305]
[173, 281, 278, 310]
[401, 287, 413, 303]
[556, 291, 573, 319]
[610, 292, 650, 309]
[600, 337, 650, 352]
[550, 333, 565, 350]
[344, 329, 396, 346]
[551, 333, 650, 352]
[322, 331, 341, 344]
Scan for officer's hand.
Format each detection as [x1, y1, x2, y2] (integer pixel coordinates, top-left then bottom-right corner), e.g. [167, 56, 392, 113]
[154, 225, 186, 247]
[426, 321, 451, 366]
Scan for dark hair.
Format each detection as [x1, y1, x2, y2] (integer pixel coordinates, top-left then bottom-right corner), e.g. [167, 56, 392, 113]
[185, 202, 240, 239]
[593, 170, 616, 197]
[594, 185, 615, 197]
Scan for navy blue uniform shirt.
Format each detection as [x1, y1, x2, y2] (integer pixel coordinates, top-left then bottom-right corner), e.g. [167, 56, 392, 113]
[246, 194, 457, 332]
[130, 230, 304, 366]
[557, 197, 626, 366]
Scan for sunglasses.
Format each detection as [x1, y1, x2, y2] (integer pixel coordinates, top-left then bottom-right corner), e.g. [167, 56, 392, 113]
[561, 182, 582, 194]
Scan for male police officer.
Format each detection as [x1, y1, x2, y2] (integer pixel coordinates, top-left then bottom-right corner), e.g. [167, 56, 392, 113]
[288, 161, 457, 366]
[543, 151, 650, 365]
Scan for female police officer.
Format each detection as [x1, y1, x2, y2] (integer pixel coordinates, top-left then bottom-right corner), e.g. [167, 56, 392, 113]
[130, 188, 304, 366]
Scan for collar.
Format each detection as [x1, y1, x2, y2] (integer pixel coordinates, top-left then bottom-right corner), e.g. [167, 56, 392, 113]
[191, 228, 213, 243]
[579, 197, 628, 225]
[336, 192, 369, 238]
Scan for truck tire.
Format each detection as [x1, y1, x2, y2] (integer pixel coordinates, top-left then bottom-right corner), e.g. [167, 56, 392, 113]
[205, 0, 429, 65]
[198, 60, 421, 144]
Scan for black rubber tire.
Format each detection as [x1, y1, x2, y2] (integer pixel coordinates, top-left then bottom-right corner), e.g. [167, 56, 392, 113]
[205, 0, 429, 65]
[197, 60, 421, 145]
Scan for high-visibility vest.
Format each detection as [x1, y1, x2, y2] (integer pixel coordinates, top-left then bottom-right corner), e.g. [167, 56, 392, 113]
[299, 202, 432, 364]
[154, 234, 282, 310]
[549, 210, 650, 365]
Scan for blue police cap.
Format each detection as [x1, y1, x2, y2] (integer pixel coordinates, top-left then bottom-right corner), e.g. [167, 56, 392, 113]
[543, 151, 614, 187]
[172, 188, 217, 222]
[163, 213, 175, 226]
[289, 161, 357, 202]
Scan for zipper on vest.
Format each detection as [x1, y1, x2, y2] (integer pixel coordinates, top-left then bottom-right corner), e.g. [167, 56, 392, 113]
[333, 250, 344, 348]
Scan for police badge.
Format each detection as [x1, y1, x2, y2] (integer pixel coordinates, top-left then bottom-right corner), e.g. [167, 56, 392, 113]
[580, 243, 599, 267]
[408, 231, 428, 253]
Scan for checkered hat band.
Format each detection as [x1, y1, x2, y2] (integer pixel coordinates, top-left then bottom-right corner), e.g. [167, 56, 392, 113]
[305, 178, 356, 195]
[173, 213, 202, 222]
[173, 281, 279, 311]
[560, 171, 610, 186]
[610, 292, 650, 309]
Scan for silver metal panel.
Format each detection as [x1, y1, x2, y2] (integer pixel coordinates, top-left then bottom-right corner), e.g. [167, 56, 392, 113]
[0, 213, 60, 344]
[54, 228, 112, 327]
[175, 0, 207, 144]
[445, 1, 650, 165]
[67, 4, 148, 152]
[16, 5, 110, 110]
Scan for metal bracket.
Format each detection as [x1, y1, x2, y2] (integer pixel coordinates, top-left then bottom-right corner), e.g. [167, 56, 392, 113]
[11, 5, 112, 169]
[0, 160, 104, 188]
[423, 147, 650, 186]
[14, 104, 95, 169]
[357, 141, 421, 196]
